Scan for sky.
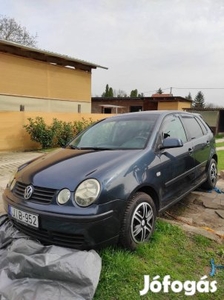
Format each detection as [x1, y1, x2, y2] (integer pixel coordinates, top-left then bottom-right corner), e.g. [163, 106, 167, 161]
[1, 0, 224, 106]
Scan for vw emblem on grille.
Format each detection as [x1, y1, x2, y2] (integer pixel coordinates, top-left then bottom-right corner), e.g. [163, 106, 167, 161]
[24, 185, 34, 200]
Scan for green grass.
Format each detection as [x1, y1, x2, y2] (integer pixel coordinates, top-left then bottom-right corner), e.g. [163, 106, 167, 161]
[217, 150, 224, 171]
[215, 134, 224, 139]
[94, 220, 224, 300]
[216, 142, 224, 148]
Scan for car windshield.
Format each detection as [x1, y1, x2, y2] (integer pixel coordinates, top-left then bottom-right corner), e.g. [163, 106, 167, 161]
[68, 115, 158, 150]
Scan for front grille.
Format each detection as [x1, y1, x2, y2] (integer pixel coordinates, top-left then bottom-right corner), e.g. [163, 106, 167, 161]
[14, 182, 56, 204]
[12, 220, 85, 249]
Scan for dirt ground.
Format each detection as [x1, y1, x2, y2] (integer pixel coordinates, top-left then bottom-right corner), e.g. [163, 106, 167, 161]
[161, 179, 224, 244]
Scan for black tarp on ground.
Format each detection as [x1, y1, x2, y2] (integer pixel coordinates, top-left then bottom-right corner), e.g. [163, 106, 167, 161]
[0, 215, 101, 300]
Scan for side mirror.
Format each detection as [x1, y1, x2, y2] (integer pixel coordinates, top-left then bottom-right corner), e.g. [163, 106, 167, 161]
[159, 137, 183, 150]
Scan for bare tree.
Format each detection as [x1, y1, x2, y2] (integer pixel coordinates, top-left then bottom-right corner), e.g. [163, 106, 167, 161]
[205, 102, 224, 109]
[116, 89, 127, 97]
[0, 15, 38, 47]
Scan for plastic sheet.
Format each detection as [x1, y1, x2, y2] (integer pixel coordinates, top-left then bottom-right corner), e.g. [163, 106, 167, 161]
[0, 215, 101, 300]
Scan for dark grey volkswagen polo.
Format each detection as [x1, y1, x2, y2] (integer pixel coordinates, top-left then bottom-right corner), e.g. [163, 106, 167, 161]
[3, 111, 217, 250]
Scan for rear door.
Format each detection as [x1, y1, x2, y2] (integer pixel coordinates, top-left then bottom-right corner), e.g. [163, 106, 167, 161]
[181, 114, 213, 186]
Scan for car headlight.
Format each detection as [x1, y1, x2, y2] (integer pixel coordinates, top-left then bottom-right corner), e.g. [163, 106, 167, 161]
[74, 179, 100, 207]
[57, 188, 71, 205]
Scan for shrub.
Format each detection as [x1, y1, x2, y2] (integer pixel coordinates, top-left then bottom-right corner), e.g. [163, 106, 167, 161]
[73, 117, 94, 135]
[51, 119, 74, 147]
[24, 117, 55, 149]
[24, 117, 95, 149]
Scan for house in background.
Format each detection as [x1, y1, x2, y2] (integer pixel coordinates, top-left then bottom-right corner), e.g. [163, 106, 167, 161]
[0, 39, 107, 113]
[92, 94, 192, 114]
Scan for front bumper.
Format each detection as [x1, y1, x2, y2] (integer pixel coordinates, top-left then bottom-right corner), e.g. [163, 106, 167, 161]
[3, 190, 125, 250]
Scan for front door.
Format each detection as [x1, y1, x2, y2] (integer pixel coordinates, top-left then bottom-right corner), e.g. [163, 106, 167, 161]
[154, 114, 195, 209]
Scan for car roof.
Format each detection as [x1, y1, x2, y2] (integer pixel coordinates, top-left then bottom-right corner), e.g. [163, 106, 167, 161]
[105, 110, 196, 120]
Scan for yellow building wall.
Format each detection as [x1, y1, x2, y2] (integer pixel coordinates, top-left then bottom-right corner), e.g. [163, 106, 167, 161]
[177, 101, 192, 110]
[0, 112, 108, 151]
[0, 53, 91, 102]
[158, 101, 192, 110]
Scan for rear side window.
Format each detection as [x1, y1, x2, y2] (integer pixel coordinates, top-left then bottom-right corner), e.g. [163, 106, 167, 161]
[195, 116, 209, 134]
[182, 116, 204, 139]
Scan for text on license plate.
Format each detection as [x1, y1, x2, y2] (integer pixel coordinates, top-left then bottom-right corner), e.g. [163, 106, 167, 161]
[9, 206, 39, 228]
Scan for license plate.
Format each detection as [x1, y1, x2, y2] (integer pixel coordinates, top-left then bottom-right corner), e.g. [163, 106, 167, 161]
[9, 206, 39, 228]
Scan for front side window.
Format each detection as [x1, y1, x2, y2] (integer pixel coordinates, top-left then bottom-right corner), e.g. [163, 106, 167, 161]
[69, 116, 158, 150]
[160, 115, 187, 143]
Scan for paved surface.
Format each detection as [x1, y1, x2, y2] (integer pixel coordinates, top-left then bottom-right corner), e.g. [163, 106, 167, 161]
[0, 152, 42, 213]
[0, 149, 224, 244]
[216, 137, 224, 151]
[162, 180, 224, 243]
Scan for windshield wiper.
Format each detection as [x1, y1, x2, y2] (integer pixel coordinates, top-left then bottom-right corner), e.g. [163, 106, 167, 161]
[68, 145, 116, 151]
[78, 147, 114, 151]
[68, 145, 81, 150]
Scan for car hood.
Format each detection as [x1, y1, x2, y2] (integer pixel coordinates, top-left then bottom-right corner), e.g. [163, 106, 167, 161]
[17, 148, 142, 190]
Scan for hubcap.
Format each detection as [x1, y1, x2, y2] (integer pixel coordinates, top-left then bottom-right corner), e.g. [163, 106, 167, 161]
[131, 202, 154, 243]
[210, 162, 217, 185]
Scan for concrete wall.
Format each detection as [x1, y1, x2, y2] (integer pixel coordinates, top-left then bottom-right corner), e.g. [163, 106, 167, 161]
[0, 94, 91, 112]
[0, 112, 106, 151]
[190, 110, 219, 127]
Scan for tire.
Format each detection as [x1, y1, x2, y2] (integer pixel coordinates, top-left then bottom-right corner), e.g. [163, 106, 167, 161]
[202, 158, 217, 190]
[119, 192, 156, 251]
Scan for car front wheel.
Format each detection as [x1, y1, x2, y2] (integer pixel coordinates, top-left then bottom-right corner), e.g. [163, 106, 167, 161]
[202, 158, 218, 190]
[119, 192, 156, 250]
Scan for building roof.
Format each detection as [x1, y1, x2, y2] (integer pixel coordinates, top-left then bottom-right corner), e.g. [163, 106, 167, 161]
[99, 104, 125, 108]
[151, 93, 173, 97]
[92, 96, 192, 103]
[0, 39, 108, 72]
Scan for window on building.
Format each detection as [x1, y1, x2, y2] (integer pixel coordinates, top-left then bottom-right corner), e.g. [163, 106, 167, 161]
[103, 108, 112, 114]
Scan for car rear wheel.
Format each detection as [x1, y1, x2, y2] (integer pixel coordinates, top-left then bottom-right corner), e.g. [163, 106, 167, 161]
[119, 192, 156, 250]
[202, 158, 217, 190]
